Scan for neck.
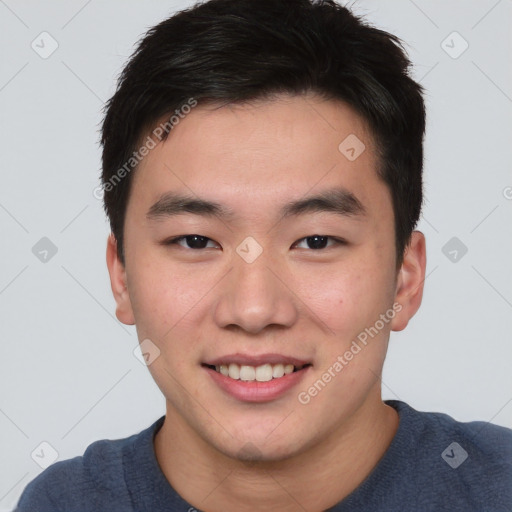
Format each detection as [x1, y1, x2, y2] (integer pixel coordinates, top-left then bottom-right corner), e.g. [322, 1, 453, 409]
[154, 392, 399, 512]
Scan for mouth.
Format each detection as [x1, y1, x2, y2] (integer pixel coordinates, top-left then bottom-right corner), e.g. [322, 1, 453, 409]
[201, 355, 313, 402]
[202, 362, 312, 382]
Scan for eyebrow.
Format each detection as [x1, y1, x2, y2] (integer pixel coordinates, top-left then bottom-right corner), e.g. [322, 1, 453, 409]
[146, 187, 366, 222]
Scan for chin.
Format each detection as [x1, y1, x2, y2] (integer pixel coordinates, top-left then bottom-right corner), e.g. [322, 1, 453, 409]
[210, 425, 310, 464]
[226, 441, 302, 464]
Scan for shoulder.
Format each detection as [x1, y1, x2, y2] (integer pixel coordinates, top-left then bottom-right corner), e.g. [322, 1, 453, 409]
[14, 420, 161, 512]
[409, 401, 512, 465]
[390, 400, 512, 510]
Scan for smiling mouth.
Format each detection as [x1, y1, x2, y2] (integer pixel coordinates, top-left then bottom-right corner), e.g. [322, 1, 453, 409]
[202, 363, 312, 382]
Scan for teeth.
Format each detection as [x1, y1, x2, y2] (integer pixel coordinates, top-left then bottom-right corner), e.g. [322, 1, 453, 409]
[272, 364, 284, 378]
[228, 363, 240, 379]
[284, 364, 294, 375]
[239, 365, 256, 381]
[255, 364, 273, 382]
[212, 362, 307, 381]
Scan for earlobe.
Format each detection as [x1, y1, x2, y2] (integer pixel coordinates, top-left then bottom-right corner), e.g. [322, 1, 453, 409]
[390, 231, 426, 332]
[106, 234, 136, 326]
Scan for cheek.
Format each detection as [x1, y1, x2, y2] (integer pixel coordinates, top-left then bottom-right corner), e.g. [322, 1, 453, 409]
[127, 257, 210, 350]
[296, 262, 393, 338]
[127, 260, 209, 401]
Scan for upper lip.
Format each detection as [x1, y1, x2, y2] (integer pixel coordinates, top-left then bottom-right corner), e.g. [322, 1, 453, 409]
[203, 353, 311, 367]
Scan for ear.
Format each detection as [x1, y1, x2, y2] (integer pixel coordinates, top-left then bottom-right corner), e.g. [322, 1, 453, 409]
[390, 231, 426, 332]
[106, 234, 135, 325]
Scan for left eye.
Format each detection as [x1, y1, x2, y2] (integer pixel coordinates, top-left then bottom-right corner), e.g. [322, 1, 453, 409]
[293, 235, 343, 250]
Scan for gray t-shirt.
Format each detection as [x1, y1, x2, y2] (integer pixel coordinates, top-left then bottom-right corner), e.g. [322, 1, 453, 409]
[15, 400, 512, 511]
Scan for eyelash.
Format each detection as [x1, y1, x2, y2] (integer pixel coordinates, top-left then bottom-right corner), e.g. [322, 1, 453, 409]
[163, 234, 347, 251]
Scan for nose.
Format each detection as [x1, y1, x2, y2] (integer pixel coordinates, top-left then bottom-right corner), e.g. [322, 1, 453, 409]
[213, 250, 299, 334]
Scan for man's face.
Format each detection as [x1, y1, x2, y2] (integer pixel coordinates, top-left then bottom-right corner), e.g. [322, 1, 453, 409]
[113, 95, 411, 460]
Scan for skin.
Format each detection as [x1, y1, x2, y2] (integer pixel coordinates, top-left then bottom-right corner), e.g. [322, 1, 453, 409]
[107, 94, 426, 511]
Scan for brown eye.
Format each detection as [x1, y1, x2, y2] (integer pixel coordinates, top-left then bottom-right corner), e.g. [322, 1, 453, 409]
[165, 235, 219, 249]
[293, 235, 344, 250]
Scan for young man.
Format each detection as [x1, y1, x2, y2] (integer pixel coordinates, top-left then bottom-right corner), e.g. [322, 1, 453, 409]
[15, 0, 512, 510]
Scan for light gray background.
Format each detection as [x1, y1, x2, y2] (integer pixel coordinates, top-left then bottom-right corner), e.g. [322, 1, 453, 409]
[1, 0, 511, 509]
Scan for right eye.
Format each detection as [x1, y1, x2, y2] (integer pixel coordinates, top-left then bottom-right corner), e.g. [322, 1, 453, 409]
[163, 235, 220, 250]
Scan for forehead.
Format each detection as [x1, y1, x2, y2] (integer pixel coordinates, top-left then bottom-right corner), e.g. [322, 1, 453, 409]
[129, 95, 389, 221]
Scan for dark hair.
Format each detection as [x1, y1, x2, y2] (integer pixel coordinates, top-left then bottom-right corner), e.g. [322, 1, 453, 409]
[100, 0, 425, 266]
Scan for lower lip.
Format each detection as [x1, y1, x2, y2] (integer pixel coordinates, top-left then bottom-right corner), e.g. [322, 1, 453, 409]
[204, 365, 311, 403]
